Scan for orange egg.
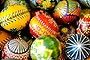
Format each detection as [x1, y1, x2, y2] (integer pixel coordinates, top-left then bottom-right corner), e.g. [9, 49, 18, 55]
[0, 30, 11, 50]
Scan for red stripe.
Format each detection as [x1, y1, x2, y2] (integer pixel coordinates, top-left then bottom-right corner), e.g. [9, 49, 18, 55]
[29, 26, 39, 38]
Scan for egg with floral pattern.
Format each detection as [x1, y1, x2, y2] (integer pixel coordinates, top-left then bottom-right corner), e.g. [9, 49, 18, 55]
[35, 0, 59, 10]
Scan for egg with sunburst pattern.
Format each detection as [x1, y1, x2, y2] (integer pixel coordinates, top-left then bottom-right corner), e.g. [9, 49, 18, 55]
[66, 34, 90, 60]
[2, 38, 30, 60]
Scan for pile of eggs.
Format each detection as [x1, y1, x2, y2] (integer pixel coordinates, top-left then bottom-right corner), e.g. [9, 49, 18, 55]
[0, 0, 90, 60]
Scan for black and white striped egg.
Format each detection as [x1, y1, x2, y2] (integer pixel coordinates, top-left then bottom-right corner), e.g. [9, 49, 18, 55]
[66, 34, 90, 60]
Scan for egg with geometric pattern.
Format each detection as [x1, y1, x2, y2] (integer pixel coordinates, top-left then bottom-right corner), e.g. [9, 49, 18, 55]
[53, 0, 81, 24]
[29, 10, 59, 38]
[2, 38, 30, 60]
[30, 35, 62, 60]
[66, 34, 90, 60]
[77, 14, 90, 37]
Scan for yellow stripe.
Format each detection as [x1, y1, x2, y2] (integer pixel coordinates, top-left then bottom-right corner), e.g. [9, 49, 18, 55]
[1, 12, 30, 31]
[30, 17, 56, 37]
[0, 4, 28, 17]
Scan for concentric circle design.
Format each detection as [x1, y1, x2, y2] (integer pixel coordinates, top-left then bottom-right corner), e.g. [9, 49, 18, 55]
[66, 34, 90, 60]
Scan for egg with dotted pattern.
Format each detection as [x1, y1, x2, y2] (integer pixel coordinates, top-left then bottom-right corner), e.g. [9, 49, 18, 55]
[77, 14, 90, 37]
[29, 10, 59, 38]
[53, 0, 81, 24]
[0, 4, 30, 32]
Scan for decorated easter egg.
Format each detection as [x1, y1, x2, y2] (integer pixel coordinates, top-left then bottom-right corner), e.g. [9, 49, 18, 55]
[29, 10, 59, 38]
[0, 30, 11, 50]
[58, 25, 75, 42]
[0, 4, 30, 32]
[79, 0, 90, 8]
[30, 35, 62, 60]
[4, 0, 29, 8]
[66, 34, 90, 60]
[53, 0, 81, 24]
[77, 14, 90, 37]
[2, 38, 30, 60]
[35, 0, 58, 10]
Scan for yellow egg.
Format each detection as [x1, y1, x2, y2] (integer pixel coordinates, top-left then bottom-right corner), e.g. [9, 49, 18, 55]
[0, 4, 30, 31]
